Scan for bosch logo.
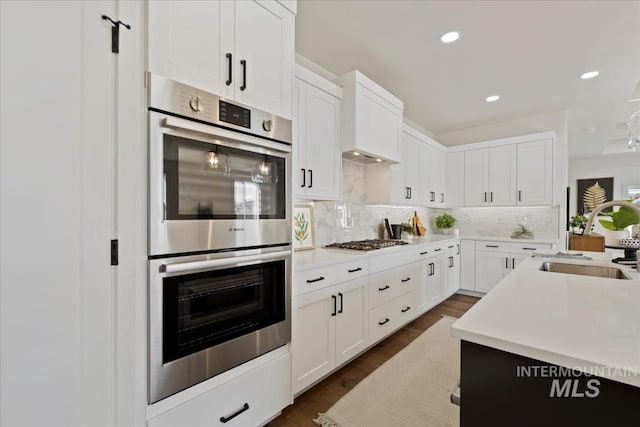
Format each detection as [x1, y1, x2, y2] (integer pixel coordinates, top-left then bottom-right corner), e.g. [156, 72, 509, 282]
[228, 227, 245, 232]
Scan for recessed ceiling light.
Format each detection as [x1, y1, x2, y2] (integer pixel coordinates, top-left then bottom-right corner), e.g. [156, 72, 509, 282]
[375, 158, 382, 162]
[440, 31, 460, 43]
[580, 71, 599, 80]
[353, 151, 360, 156]
[485, 95, 500, 103]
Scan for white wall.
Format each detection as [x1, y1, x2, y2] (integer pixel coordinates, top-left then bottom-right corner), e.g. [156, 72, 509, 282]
[568, 152, 640, 216]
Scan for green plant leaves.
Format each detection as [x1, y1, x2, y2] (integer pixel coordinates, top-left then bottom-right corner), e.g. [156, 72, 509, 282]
[598, 206, 640, 231]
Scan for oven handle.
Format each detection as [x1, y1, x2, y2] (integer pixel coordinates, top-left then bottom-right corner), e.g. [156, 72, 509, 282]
[160, 116, 291, 154]
[160, 250, 291, 274]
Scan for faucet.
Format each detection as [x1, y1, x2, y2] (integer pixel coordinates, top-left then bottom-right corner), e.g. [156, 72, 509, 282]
[583, 200, 640, 270]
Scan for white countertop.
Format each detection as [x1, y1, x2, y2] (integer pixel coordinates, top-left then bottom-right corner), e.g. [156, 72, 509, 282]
[459, 235, 559, 245]
[294, 235, 459, 271]
[451, 251, 640, 387]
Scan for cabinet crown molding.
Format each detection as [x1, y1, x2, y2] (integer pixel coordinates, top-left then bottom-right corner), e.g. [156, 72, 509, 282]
[446, 131, 556, 153]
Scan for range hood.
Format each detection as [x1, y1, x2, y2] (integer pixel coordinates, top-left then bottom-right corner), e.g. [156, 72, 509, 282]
[343, 150, 386, 165]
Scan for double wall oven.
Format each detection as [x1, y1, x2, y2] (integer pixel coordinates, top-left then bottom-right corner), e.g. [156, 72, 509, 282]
[147, 74, 292, 403]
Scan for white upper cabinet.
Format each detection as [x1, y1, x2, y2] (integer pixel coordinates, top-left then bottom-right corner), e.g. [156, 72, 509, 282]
[446, 152, 465, 207]
[423, 143, 446, 207]
[516, 139, 553, 206]
[488, 144, 517, 206]
[464, 149, 491, 206]
[294, 66, 342, 200]
[337, 70, 403, 163]
[148, 0, 294, 118]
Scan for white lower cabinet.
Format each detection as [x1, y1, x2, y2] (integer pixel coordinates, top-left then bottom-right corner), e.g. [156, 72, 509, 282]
[474, 241, 553, 293]
[369, 291, 415, 344]
[148, 353, 291, 427]
[292, 276, 368, 394]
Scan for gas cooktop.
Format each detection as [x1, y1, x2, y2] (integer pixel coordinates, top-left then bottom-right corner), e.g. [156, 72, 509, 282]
[324, 239, 409, 251]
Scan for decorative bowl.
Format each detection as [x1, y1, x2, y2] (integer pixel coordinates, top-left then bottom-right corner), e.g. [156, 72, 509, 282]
[619, 238, 640, 249]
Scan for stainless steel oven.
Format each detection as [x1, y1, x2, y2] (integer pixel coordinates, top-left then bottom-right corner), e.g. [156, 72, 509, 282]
[149, 246, 291, 403]
[147, 73, 292, 257]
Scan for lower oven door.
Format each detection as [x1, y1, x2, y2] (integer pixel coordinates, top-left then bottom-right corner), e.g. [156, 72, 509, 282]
[148, 246, 291, 403]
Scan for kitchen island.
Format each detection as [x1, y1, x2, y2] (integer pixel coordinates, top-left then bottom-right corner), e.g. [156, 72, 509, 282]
[451, 252, 640, 426]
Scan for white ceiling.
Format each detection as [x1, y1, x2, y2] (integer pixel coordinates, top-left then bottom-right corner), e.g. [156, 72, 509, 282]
[295, 0, 640, 159]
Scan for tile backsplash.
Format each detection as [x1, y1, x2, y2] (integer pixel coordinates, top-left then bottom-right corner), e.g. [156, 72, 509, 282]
[298, 161, 560, 247]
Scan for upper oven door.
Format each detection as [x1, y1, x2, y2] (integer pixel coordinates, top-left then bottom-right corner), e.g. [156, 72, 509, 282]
[149, 112, 291, 256]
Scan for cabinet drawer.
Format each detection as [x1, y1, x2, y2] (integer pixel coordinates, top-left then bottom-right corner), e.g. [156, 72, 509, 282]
[475, 240, 551, 254]
[369, 300, 399, 344]
[295, 260, 369, 296]
[395, 291, 416, 324]
[148, 354, 291, 427]
[368, 265, 416, 309]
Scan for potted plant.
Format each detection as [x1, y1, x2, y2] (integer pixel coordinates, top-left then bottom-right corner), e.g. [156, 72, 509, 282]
[569, 214, 587, 234]
[400, 221, 415, 239]
[598, 205, 640, 246]
[434, 213, 457, 235]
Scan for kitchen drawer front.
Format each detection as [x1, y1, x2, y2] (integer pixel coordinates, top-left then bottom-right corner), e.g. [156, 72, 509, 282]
[368, 265, 416, 309]
[369, 300, 399, 344]
[475, 241, 551, 254]
[368, 247, 416, 274]
[295, 260, 369, 296]
[395, 290, 416, 325]
[148, 353, 291, 427]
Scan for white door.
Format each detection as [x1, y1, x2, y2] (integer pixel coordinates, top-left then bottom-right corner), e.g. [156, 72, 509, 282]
[517, 140, 553, 206]
[404, 134, 423, 204]
[426, 260, 443, 305]
[446, 152, 465, 207]
[464, 149, 489, 206]
[305, 86, 342, 200]
[147, 0, 229, 97]
[335, 278, 368, 366]
[475, 251, 510, 293]
[234, 0, 293, 118]
[489, 145, 517, 206]
[1, 1, 118, 425]
[293, 78, 307, 197]
[292, 287, 336, 394]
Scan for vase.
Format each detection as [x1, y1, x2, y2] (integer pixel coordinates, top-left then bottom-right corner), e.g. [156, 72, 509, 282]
[603, 230, 631, 246]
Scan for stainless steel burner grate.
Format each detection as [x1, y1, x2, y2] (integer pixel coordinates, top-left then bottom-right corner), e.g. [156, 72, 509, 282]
[324, 239, 409, 251]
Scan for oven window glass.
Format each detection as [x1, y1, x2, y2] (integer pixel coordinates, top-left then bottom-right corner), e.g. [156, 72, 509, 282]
[162, 259, 286, 363]
[163, 134, 286, 219]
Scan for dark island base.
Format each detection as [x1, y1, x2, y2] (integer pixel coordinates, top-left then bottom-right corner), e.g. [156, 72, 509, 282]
[460, 340, 640, 427]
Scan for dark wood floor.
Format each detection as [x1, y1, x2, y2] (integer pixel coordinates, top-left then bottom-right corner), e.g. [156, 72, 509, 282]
[267, 294, 480, 427]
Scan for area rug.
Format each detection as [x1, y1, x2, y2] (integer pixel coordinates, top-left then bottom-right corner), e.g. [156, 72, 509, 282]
[314, 316, 460, 427]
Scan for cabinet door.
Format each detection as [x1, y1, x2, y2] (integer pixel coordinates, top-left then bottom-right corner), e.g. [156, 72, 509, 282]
[293, 78, 307, 197]
[517, 140, 553, 206]
[234, 0, 293, 118]
[464, 149, 490, 206]
[434, 149, 446, 206]
[148, 0, 230, 97]
[459, 240, 475, 291]
[426, 260, 443, 305]
[304, 86, 342, 199]
[510, 253, 530, 270]
[334, 278, 368, 366]
[355, 84, 402, 162]
[475, 251, 510, 293]
[489, 145, 517, 206]
[404, 134, 423, 205]
[446, 152, 465, 207]
[415, 262, 430, 313]
[445, 254, 460, 295]
[292, 287, 335, 394]
[388, 135, 408, 204]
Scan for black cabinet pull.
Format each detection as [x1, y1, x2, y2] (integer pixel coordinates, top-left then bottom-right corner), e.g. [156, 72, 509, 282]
[331, 295, 337, 316]
[420, 251, 429, 255]
[449, 256, 454, 268]
[428, 263, 434, 276]
[401, 306, 411, 313]
[505, 257, 509, 268]
[441, 193, 444, 203]
[220, 403, 249, 423]
[457, 244, 460, 255]
[409, 187, 412, 199]
[301, 168, 306, 187]
[448, 245, 455, 248]
[348, 267, 362, 273]
[306, 276, 325, 283]
[405, 187, 410, 199]
[485, 245, 499, 248]
[338, 293, 343, 313]
[431, 191, 436, 202]
[308, 169, 313, 188]
[512, 258, 515, 269]
[378, 285, 390, 291]
[378, 318, 390, 326]
[240, 59, 247, 91]
[225, 53, 232, 86]
[522, 247, 537, 251]
[490, 192, 493, 202]
[401, 277, 411, 283]
[435, 248, 442, 252]
[484, 192, 487, 202]
[518, 190, 522, 202]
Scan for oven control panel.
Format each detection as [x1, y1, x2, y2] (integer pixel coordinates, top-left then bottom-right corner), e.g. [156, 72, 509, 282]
[219, 100, 251, 129]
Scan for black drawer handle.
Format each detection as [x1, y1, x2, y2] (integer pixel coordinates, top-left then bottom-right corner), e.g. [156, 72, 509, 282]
[378, 318, 390, 326]
[435, 248, 442, 252]
[306, 276, 325, 283]
[220, 403, 249, 423]
[486, 245, 499, 248]
[348, 267, 362, 273]
[308, 169, 313, 188]
[225, 53, 232, 86]
[448, 245, 455, 248]
[240, 59, 247, 91]
[378, 285, 390, 291]
[301, 168, 306, 187]
[522, 247, 537, 251]
[420, 251, 429, 255]
[401, 277, 411, 283]
[338, 293, 343, 314]
[331, 295, 337, 316]
[401, 306, 411, 313]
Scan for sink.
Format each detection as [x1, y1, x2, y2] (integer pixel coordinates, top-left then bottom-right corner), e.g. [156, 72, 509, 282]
[540, 262, 632, 280]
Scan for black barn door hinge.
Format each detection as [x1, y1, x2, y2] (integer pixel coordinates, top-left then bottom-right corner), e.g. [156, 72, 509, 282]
[110, 239, 119, 266]
[101, 15, 131, 54]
